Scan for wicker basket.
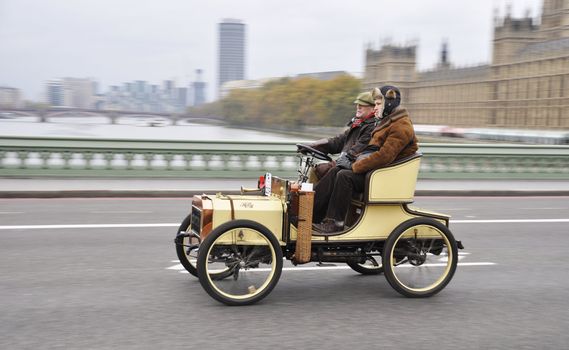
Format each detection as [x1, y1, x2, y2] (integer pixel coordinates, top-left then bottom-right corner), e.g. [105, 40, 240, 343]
[294, 190, 314, 264]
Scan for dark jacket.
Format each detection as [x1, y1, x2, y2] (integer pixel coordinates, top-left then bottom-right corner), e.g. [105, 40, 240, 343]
[352, 106, 418, 174]
[315, 114, 376, 158]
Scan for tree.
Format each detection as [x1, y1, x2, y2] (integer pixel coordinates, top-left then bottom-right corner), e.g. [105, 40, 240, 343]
[215, 74, 363, 129]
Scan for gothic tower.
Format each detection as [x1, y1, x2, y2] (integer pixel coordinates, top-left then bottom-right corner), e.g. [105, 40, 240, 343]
[363, 43, 417, 96]
[541, 0, 569, 39]
[492, 6, 540, 65]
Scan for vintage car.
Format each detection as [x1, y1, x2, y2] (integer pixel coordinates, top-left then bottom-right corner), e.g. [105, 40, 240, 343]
[174, 144, 463, 306]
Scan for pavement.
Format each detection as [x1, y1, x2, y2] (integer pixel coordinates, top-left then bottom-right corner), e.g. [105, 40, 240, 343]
[1, 177, 569, 198]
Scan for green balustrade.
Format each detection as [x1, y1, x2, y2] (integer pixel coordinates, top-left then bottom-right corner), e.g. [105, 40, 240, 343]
[0, 136, 568, 179]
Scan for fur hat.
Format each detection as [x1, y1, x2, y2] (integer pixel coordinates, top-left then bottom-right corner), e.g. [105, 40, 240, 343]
[371, 85, 401, 118]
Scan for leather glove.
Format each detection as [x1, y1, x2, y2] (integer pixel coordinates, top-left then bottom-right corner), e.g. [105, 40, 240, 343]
[314, 161, 335, 180]
[335, 152, 353, 170]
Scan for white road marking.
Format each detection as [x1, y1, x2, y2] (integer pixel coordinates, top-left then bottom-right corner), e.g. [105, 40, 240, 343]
[168, 264, 184, 270]
[2, 218, 569, 230]
[169, 261, 496, 273]
[90, 211, 153, 214]
[169, 253, 488, 272]
[0, 223, 178, 230]
[432, 208, 471, 211]
[520, 207, 568, 210]
[451, 219, 569, 224]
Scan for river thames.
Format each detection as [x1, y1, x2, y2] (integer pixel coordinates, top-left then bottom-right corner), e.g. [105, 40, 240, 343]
[0, 116, 317, 142]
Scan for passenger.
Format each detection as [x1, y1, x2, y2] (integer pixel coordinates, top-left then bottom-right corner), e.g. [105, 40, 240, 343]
[312, 85, 419, 233]
[303, 91, 376, 189]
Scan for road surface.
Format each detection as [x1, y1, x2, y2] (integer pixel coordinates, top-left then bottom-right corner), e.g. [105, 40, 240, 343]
[1, 196, 568, 349]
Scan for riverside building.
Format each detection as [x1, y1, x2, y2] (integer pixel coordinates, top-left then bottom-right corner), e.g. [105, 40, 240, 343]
[363, 0, 569, 129]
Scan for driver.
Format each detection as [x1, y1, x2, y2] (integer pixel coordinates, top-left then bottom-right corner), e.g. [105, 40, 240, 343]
[312, 85, 419, 233]
[303, 91, 376, 185]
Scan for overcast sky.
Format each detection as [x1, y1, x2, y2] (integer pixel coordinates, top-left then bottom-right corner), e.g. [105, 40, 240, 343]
[1, 0, 542, 102]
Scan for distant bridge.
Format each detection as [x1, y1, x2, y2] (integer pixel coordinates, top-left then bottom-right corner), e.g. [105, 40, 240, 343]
[0, 107, 225, 125]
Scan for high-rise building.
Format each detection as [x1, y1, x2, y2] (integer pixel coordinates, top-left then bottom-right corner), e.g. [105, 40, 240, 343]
[102, 79, 188, 113]
[163, 80, 175, 96]
[218, 19, 246, 98]
[46, 80, 65, 107]
[64, 78, 96, 109]
[0, 86, 22, 108]
[45, 78, 96, 108]
[176, 87, 188, 110]
[192, 69, 206, 106]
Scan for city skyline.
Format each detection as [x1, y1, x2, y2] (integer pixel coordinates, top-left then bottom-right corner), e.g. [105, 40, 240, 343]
[1, 0, 542, 102]
[42, 77, 191, 112]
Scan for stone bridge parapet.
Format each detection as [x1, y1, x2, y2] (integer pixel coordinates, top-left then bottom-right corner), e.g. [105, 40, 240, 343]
[1, 136, 568, 179]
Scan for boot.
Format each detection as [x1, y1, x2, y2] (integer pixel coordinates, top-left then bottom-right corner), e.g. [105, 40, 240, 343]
[312, 218, 344, 233]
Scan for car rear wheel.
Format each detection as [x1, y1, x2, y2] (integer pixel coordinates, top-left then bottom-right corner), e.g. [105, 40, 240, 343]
[383, 218, 458, 298]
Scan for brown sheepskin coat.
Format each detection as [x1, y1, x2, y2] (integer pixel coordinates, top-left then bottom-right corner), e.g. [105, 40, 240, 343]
[352, 106, 418, 174]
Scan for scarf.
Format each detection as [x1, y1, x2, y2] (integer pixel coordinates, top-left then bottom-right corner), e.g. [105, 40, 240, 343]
[350, 111, 375, 129]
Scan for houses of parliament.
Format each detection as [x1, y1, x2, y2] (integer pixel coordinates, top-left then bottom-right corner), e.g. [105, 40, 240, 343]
[363, 0, 569, 130]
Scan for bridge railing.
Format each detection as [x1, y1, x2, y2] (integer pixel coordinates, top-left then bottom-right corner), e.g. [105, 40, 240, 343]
[1, 136, 568, 179]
